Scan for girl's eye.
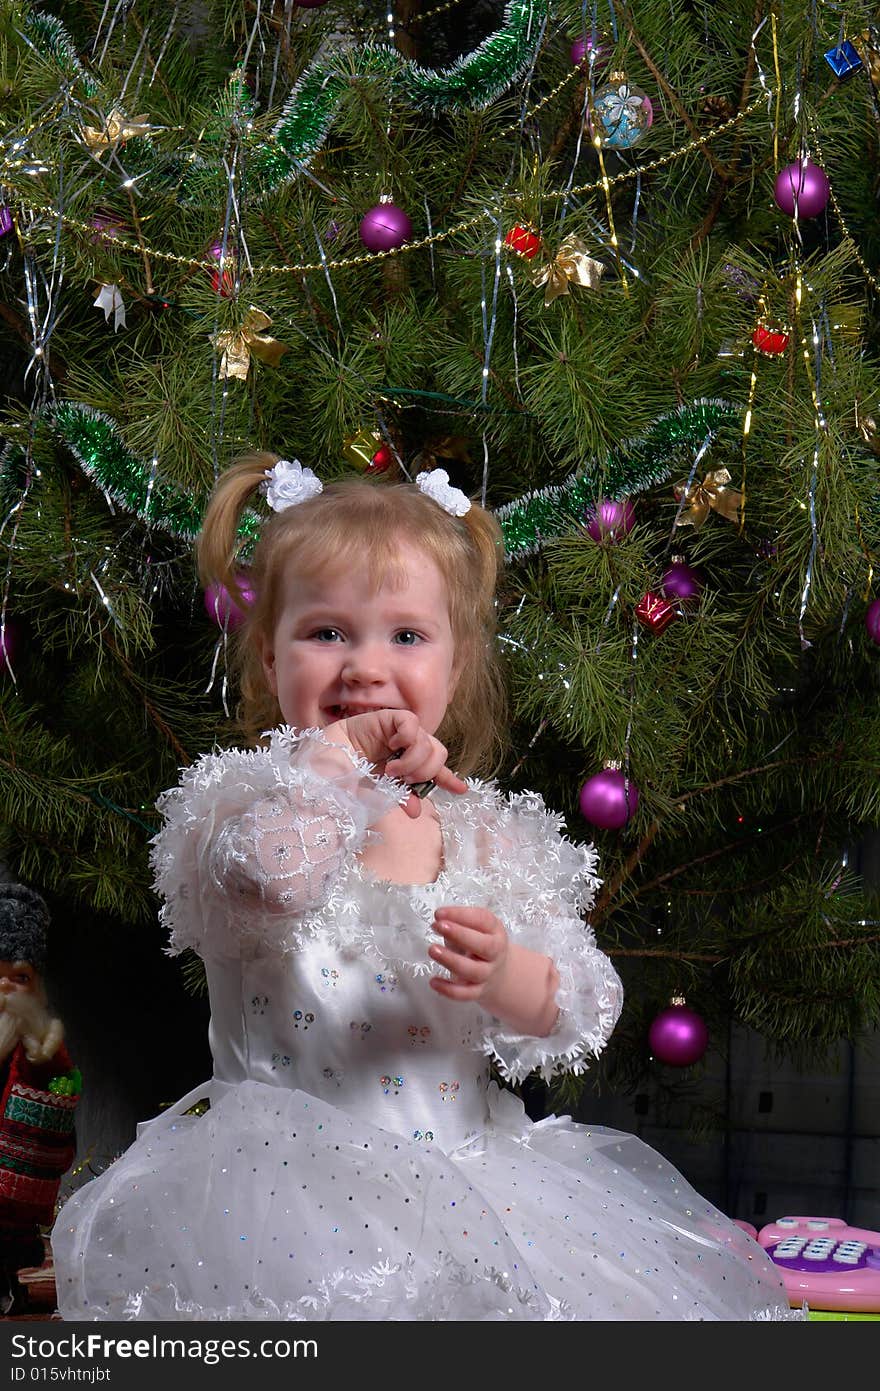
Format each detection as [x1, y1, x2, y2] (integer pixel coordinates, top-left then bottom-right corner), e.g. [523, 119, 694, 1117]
[312, 628, 342, 642]
[394, 630, 421, 646]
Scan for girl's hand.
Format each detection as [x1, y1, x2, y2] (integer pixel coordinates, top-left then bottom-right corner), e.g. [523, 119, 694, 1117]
[324, 708, 467, 818]
[427, 906, 510, 1002]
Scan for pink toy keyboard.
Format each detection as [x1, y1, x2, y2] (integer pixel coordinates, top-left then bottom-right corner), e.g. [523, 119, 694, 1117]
[756, 1216, 880, 1312]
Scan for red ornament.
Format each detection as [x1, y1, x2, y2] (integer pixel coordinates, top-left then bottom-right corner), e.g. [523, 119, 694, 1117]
[649, 998, 709, 1067]
[207, 241, 236, 297]
[503, 225, 542, 261]
[635, 591, 676, 634]
[367, 445, 393, 474]
[752, 323, 790, 356]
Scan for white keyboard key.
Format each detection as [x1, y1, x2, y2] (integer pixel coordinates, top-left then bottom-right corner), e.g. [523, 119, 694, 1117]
[807, 1220, 829, 1230]
[775, 1239, 806, 1256]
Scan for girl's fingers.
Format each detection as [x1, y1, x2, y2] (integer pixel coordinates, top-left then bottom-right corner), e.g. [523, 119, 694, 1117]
[434, 905, 498, 930]
[428, 943, 490, 981]
[433, 767, 469, 794]
[429, 977, 483, 1001]
[433, 921, 497, 959]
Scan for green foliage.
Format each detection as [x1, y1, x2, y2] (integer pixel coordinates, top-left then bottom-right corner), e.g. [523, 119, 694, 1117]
[2, 0, 880, 1111]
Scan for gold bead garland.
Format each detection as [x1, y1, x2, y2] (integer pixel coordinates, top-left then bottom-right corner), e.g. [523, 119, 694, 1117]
[5, 91, 772, 278]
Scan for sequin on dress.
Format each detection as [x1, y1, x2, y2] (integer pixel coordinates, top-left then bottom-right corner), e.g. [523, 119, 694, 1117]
[52, 728, 799, 1321]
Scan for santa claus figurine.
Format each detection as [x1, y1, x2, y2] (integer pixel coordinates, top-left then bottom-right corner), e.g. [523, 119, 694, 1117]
[0, 882, 79, 1314]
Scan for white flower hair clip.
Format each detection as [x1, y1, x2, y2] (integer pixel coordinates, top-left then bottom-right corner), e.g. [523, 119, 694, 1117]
[262, 458, 323, 512]
[415, 468, 471, 517]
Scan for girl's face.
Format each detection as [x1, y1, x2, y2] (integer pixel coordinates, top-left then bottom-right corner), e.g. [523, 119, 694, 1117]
[260, 541, 459, 736]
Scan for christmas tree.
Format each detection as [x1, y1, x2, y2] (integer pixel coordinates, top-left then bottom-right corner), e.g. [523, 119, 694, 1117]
[1, 0, 879, 1115]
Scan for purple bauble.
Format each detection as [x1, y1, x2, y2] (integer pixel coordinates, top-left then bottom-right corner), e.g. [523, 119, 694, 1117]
[661, 558, 704, 602]
[866, 598, 880, 645]
[579, 767, 639, 830]
[584, 498, 636, 544]
[773, 160, 830, 219]
[571, 36, 606, 67]
[359, 202, 412, 253]
[0, 618, 18, 675]
[90, 212, 122, 243]
[204, 576, 256, 631]
[649, 1002, 709, 1067]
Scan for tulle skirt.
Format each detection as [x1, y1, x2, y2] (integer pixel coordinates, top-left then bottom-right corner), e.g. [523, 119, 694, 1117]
[52, 1079, 800, 1321]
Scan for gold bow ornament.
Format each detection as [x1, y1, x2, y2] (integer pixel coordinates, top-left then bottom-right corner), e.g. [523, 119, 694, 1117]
[82, 109, 160, 150]
[673, 467, 743, 528]
[213, 308, 288, 381]
[856, 399, 880, 457]
[532, 234, 605, 306]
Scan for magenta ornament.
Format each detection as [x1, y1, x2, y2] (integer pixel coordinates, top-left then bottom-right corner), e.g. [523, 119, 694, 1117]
[773, 160, 830, 219]
[649, 1001, 709, 1067]
[579, 766, 639, 830]
[90, 211, 123, 243]
[865, 598, 880, 645]
[571, 36, 606, 68]
[661, 558, 704, 602]
[204, 576, 256, 631]
[584, 498, 636, 544]
[0, 205, 13, 237]
[358, 202, 412, 253]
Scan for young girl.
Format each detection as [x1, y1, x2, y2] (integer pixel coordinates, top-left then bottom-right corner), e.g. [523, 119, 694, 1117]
[52, 458, 797, 1321]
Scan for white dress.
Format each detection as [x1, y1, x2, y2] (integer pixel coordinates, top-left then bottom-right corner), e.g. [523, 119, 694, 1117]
[52, 728, 797, 1321]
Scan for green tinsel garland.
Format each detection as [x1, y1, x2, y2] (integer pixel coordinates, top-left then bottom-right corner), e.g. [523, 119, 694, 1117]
[23, 10, 98, 97]
[21, 4, 548, 198]
[256, 1, 549, 189]
[0, 399, 737, 560]
[497, 399, 739, 559]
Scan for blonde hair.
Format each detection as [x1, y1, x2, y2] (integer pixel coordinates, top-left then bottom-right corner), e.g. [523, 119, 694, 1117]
[197, 453, 509, 777]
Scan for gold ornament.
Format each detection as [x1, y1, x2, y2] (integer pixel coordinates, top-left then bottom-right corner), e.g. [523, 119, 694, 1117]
[532, 234, 605, 306]
[854, 31, 880, 87]
[212, 307, 288, 381]
[856, 399, 880, 456]
[673, 467, 743, 528]
[342, 427, 384, 471]
[81, 109, 158, 150]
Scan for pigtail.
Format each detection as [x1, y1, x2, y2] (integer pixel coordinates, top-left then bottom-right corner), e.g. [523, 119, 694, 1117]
[460, 502, 505, 612]
[438, 499, 509, 778]
[197, 452, 279, 605]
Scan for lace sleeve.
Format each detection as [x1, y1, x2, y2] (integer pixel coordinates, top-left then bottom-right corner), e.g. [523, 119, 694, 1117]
[150, 726, 407, 961]
[449, 785, 624, 1083]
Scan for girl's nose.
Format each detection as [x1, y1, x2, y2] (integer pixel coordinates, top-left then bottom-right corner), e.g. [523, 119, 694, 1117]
[341, 643, 387, 683]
